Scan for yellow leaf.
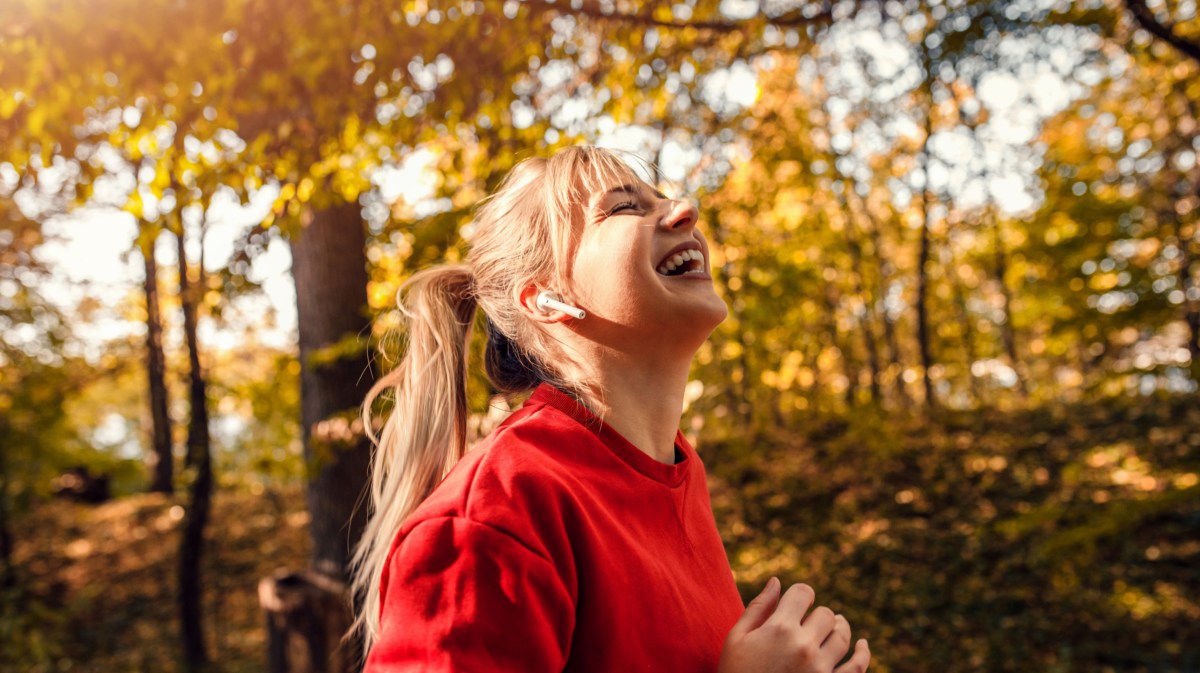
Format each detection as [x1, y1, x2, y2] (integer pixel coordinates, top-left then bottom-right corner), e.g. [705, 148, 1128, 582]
[126, 190, 145, 219]
[0, 94, 18, 120]
[27, 104, 46, 136]
[297, 177, 314, 203]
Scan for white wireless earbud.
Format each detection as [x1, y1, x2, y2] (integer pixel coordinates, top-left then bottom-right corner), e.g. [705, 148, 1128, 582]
[536, 291, 586, 320]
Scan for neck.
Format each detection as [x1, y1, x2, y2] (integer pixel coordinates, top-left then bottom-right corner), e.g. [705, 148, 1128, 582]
[572, 346, 693, 465]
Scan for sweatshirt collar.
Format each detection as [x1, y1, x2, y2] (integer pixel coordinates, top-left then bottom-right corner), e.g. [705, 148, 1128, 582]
[528, 383, 692, 487]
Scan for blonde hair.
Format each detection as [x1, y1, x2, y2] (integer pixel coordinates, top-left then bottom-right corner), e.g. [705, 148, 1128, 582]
[350, 145, 661, 651]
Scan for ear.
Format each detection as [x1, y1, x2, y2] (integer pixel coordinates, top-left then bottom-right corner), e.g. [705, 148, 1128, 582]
[518, 284, 574, 324]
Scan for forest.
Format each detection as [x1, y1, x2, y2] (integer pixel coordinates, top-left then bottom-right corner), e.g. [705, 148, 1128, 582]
[1, 0, 1198, 671]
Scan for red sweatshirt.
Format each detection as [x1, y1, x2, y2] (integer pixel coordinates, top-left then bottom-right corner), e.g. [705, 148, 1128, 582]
[365, 383, 745, 672]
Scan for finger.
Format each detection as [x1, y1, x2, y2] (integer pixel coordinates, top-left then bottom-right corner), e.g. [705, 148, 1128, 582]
[819, 614, 852, 667]
[834, 639, 871, 673]
[729, 577, 781, 638]
[768, 583, 815, 626]
[800, 605, 837, 644]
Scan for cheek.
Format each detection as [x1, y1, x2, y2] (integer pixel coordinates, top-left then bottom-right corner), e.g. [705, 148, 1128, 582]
[572, 238, 642, 285]
[568, 246, 611, 301]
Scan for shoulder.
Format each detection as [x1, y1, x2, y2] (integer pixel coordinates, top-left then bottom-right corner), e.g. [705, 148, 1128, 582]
[372, 514, 576, 672]
[398, 400, 590, 556]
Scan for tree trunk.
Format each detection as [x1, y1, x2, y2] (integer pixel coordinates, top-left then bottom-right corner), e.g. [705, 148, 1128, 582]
[990, 212, 1027, 398]
[0, 444, 14, 591]
[290, 201, 373, 582]
[842, 202, 881, 406]
[917, 42, 938, 410]
[865, 209, 907, 408]
[180, 442, 213, 670]
[142, 228, 174, 493]
[916, 187, 936, 407]
[950, 249, 980, 407]
[176, 222, 214, 670]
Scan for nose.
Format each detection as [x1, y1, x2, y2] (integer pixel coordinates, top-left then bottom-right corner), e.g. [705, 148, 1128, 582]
[660, 199, 698, 231]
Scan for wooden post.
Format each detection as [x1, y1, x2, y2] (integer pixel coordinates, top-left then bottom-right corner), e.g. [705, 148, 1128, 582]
[258, 570, 357, 673]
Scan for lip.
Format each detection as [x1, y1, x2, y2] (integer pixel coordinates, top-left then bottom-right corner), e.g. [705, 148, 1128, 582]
[655, 240, 706, 271]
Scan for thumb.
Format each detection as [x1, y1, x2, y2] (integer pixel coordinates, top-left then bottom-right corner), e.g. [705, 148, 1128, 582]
[730, 577, 780, 637]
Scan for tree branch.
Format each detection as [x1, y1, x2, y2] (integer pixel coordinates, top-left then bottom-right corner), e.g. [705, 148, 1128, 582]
[560, 0, 835, 33]
[1125, 0, 1200, 65]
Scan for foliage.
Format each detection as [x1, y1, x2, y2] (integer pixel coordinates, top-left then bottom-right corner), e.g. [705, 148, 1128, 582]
[3, 488, 311, 673]
[5, 397, 1197, 672]
[0, 255, 142, 511]
[209, 346, 305, 489]
[1027, 23, 1200, 392]
[3, 0, 1200, 670]
[704, 392, 1200, 673]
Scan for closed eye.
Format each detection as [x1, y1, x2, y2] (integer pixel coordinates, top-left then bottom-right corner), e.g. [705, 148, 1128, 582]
[608, 200, 640, 216]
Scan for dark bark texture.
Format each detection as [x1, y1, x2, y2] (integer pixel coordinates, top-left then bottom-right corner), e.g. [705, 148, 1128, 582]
[917, 41, 938, 409]
[142, 232, 174, 493]
[0, 446, 14, 591]
[991, 214, 1028, 398]
[289, 202, 373, 582]
[176, 225, 214, 670]
[842, 196, 881, 406]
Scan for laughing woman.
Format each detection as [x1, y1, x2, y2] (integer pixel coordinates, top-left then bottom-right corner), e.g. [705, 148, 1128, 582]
[352, 145, 871, 673]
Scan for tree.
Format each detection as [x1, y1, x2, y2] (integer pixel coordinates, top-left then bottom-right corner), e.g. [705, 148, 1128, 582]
[138, 225, 174, 493]
[1124, 0, 1200, 65]
[290, 202, 372, 581]
[174, 215, 215, 669]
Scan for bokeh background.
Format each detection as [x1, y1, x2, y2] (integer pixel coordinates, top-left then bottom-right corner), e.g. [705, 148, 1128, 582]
[2, 0, 1199, 671]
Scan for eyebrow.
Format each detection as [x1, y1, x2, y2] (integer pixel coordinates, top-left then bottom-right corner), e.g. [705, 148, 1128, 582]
[595, 183, 669, 206]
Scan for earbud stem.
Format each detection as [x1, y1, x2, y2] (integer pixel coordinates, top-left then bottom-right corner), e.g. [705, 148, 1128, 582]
[536, 292, 586, 320]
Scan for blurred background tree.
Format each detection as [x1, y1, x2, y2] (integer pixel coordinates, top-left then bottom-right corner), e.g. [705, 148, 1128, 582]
[1, 0, 1198, 671]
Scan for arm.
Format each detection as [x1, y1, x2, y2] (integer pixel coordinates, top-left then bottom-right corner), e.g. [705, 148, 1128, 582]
[365, 516, 575, 673]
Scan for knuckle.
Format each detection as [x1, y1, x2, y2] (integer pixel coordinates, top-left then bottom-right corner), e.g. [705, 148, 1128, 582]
[761, 620, 789, 639]
[793, 637, 818, 660]
[785, 583, 815, 603]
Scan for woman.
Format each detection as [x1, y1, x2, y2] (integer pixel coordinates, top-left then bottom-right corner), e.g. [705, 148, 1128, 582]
[352, 145, 871, 673]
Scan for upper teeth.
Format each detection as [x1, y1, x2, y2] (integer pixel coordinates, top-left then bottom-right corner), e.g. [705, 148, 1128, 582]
[657, 248, 704, 275]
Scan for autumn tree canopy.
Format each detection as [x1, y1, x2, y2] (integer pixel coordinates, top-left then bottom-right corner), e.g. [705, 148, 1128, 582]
[2, 0, 1199, 671]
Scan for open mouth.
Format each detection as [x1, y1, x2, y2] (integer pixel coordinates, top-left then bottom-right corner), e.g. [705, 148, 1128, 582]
[656, 248, 706, 277]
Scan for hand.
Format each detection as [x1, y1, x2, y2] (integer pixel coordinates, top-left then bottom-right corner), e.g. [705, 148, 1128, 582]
[718, 578, 871, 673]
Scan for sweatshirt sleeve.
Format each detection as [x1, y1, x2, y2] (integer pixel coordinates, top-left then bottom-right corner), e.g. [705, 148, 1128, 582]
[364, 516, 576, 672]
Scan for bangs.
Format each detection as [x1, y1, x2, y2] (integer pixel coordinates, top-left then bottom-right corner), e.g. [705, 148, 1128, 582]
[543, 147, 667, 227]
[465, 145, 674, 301]
[570, 147, 660, 201]
[539, 147, 663, 286]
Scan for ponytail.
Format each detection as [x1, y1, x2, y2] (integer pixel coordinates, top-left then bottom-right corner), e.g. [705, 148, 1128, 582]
[350, 264, 476, 650]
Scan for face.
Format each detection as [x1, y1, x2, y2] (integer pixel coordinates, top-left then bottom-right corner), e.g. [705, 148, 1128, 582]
[566, 175, 728, 357]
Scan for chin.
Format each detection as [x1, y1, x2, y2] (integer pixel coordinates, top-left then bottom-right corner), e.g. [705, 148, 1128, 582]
[681, 296, 729, 343]
[701, 297, 729, 332]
